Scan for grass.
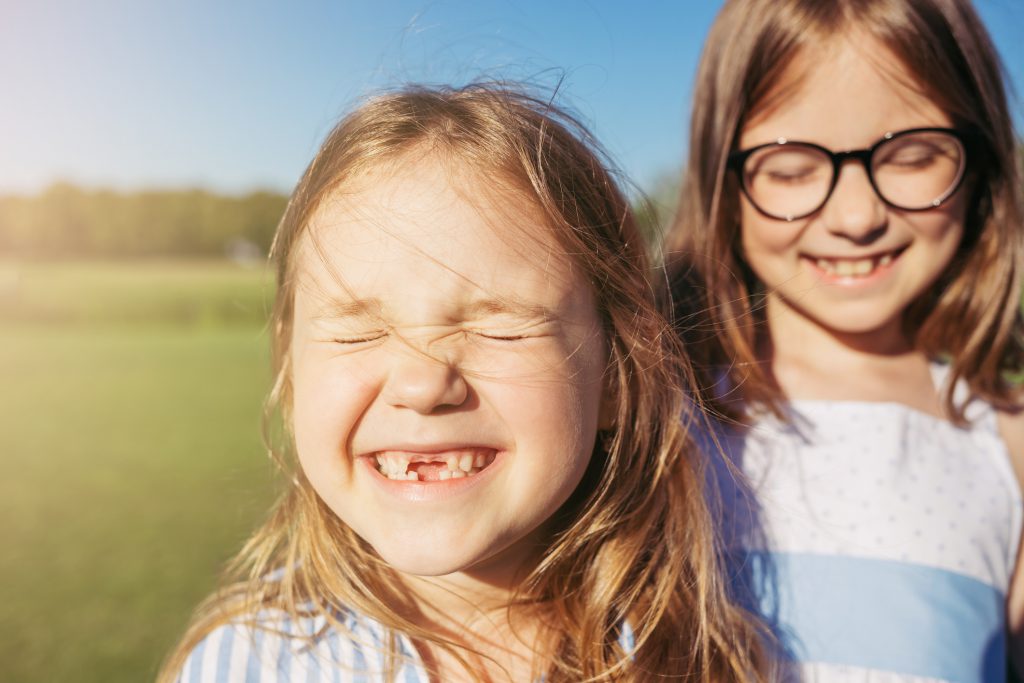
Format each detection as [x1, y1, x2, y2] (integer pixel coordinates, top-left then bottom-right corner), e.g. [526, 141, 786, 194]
[0, 259, 274, 326]
[0, 261, 279, 682]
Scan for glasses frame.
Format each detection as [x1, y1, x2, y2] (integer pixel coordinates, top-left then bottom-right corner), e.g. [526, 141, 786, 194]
[727, 126, 972, 222]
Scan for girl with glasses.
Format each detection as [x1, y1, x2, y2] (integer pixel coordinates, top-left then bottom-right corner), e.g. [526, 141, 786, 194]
[666, 0, 1024, 680]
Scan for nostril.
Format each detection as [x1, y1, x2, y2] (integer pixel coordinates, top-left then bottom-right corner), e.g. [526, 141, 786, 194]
[383, 358, 469, 413]
[834, 224, 887, 245]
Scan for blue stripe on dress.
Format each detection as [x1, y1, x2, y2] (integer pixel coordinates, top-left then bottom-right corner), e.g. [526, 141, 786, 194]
[245, 627, 264, 683]
[326, 627, 342, 683]
[351, 626, 368, 679]
[736, 552, 1004, 683]
[216, 625, 235, 681]
[277, 618, 292, 680]
[306, 636, 321, 683]
[187, 636, 206, 683]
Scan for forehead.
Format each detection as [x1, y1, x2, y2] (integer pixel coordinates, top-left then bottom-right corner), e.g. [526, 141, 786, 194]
[294, 156, 581, 302]
[741, 35, 952, 149]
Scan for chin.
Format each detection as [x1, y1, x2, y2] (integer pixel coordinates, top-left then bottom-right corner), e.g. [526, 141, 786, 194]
[380, 552, 475, 581]
[370, 540, 491, 578]
[790, 299, 905, 338]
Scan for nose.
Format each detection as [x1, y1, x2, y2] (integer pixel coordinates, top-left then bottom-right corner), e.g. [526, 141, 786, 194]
[382, 351, 468, 414]
[820, 161, 887, 244]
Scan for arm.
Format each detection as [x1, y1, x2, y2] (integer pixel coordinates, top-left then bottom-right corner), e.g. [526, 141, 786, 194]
[996, 408, 1024, 673]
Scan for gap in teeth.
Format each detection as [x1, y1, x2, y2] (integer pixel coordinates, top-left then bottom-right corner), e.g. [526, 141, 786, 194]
[375, 450, 495, 481]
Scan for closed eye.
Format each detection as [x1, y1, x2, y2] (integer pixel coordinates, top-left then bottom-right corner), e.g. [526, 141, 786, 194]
[883, 151, 938, 169]
[332, 332, 387, 344]
[764, 166, 820, 184]
[470, 330, 529, 341]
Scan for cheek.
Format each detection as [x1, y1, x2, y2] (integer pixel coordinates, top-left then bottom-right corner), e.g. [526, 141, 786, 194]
[496, 338, 605, 450]
[741, 199, 793, 245]
[290, 351, 378, 477]
[739, 203, 801, 277]
[916, 198, 966, 244]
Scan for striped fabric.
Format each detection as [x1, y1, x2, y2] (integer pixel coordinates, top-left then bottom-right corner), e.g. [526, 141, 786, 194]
[176, 608, 635, 682]
[711, 364, 1022, 683]
[176, 609, 428, 683]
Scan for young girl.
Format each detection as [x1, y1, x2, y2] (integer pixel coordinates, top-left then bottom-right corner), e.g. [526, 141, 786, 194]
[667, 0, 1024, 681]
[158, 84, 769, 682]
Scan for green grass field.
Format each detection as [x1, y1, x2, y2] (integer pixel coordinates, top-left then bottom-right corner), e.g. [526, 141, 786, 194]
[0, 261, 279, 682]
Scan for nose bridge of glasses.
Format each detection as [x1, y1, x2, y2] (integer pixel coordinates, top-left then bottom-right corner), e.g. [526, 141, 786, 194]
[820, 147, 888, 236]
[833, 148, 873, 170]
[829, 148, 879, 193]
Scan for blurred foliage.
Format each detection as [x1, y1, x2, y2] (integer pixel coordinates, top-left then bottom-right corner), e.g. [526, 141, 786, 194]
[0, 183, 287, 259]
[0, 179, 689, 262]
[632, 171, 681, 262]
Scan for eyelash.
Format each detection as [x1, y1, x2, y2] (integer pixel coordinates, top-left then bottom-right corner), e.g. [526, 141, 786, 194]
[332, 333, 387, 345]
[329, 331, 530, 344]
[476, 333, 526, 341]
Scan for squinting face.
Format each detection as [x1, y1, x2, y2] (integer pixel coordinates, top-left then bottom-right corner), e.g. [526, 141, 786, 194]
[288, 157, 607, 580]
[737, 37, 966, 342]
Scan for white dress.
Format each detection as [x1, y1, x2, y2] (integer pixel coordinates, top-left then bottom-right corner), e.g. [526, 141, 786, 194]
[710, 365, 1022, 682]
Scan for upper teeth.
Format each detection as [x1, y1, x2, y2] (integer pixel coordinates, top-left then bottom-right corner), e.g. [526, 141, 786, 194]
[374, 449, 493, 481]
[815, 253, 893, 277]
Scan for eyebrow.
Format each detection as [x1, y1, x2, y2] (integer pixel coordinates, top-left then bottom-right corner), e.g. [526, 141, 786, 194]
[311, 297, 384, 320]
[465, 297, 556, 321]
[312, 295, 556, 322]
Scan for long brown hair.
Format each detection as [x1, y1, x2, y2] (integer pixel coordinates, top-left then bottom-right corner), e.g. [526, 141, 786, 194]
[666, 0, 1024, 422]
[159, 83, 771, 682]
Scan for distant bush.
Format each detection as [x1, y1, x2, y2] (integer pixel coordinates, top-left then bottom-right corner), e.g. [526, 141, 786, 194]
[0, 184, 287, 259]
[631, 171, 680, 262]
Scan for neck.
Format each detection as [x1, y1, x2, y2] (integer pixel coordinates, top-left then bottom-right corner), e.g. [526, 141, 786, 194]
[761, 294, 940, 412]
[399, 555, 548, 681]
[763, 293, 915, 363]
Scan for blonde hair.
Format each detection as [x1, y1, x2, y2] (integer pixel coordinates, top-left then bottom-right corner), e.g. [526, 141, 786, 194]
[159, 83, 770, 682]
[666, 0, 1024, 422]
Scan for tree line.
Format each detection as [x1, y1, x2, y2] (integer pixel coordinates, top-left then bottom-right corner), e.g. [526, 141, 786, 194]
[0, 183, 287, 259]
[0, 180, 684, 260]
[4, 141, 1024, 261]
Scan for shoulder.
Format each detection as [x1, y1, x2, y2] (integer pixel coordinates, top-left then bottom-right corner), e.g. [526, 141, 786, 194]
[996, 403, 1024, 658]
[996, 405, 1024, 490]
[174, 609, 399, 683]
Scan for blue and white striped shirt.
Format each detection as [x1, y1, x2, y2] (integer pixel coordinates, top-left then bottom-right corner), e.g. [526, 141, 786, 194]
[176, 608, 635, 682]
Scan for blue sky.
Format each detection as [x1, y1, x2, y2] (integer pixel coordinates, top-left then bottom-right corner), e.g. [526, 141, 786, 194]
[1, 0, 1021, 196]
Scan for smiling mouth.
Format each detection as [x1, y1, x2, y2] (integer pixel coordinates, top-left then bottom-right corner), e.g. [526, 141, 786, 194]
[374, 448, 497, 482]
[807, 246, 906, 279]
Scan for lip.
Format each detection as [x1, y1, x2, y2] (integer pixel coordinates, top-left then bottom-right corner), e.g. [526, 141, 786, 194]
[801, 245, 908, 285]
[358, 442, 497, 455]
[358, 446, 506, 503]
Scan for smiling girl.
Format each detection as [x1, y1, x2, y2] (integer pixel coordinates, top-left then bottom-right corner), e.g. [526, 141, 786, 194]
[158, 84, 769, 682]
[666, 0, 1024, 681]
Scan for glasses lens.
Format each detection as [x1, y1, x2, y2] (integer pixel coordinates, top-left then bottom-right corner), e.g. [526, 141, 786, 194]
[872, 131, 965, 210]
[742, 144, 832, 219]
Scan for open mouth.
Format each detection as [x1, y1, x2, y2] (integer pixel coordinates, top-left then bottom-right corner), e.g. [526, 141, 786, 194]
[806, 245, 905, 280]
[373, 448, 498, 482]
[806, 246, 906, 279]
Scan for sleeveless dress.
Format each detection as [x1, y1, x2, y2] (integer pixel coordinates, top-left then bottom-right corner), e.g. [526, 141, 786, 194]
[712, 364, 1022, 682]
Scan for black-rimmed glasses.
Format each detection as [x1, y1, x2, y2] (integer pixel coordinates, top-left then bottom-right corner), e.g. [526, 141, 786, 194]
[727, 127, 971, 221]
